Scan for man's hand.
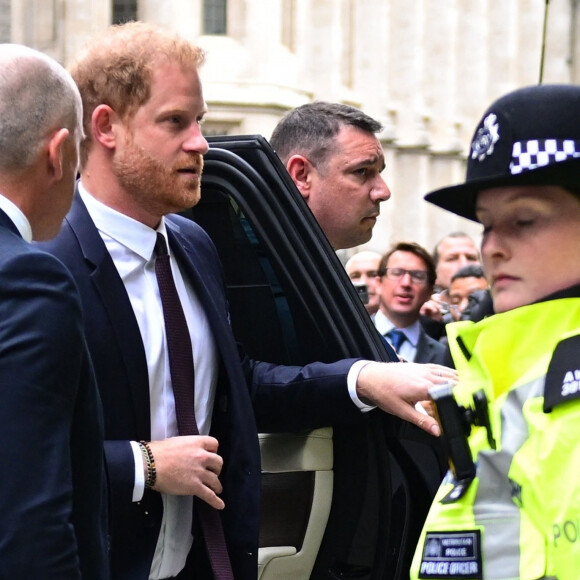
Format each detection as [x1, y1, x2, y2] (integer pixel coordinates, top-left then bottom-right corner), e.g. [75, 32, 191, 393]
[356, 362, 457, 436]
[420, 291, 451, 322]
[420, 298, 444, 321]
[148, 436, 225, 509]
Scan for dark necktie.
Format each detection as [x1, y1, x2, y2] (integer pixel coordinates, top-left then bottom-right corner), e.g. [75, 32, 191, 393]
[386, 328, 406, 351]
[154, 233, 234, 580]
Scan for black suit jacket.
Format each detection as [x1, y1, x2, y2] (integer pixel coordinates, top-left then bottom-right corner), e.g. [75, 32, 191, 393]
[0, 210, 109, 579]
[41, 191, 362, 579]
[413, 327, 449, 365]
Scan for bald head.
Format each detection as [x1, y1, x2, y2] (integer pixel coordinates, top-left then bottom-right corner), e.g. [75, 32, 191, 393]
[0, 44, 82, 171]
[0, 44, 83, 240]
[433, 232, 479, 290]
[345, 251, 382, 315]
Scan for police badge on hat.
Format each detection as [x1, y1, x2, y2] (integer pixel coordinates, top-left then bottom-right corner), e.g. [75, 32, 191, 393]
[471, 114, 499, 162]
[423, 84, 580, 222]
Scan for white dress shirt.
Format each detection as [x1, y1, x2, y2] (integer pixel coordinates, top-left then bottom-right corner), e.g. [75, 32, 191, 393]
[79, 184, 218, 579]
[79, 183, 372, 576]
[0, 194, 32, 242]
[373, 310, 421, 362]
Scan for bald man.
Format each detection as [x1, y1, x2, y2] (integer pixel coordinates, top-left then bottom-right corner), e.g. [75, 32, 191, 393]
[345, 250, 382, 315]
[0, 43, 108, 578]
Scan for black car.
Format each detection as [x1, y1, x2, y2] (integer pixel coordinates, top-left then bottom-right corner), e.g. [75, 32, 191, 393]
[179, 135, 446, 580]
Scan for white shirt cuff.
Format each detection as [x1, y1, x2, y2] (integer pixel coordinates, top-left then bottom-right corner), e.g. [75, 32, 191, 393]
[130, 440, 146, 502]
[347, 360, 376, 413]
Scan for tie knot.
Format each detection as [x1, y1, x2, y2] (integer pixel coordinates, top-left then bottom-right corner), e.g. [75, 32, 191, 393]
[155, 232, 168, 257]
[386, 328, 406, 351]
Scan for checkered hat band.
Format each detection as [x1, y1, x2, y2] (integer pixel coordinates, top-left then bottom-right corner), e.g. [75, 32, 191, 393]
[510, 139, 580, 175]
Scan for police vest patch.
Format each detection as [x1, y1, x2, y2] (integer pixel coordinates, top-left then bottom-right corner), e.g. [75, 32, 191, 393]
[418, 530, 482, 579]
[544, 334, 580, 412]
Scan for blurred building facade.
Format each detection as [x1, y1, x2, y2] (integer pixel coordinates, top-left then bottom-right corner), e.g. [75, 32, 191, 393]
[5, 0, 580, 255]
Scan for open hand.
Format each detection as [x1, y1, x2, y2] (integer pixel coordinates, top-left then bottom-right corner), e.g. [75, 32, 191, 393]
[356, 361, 457, 436]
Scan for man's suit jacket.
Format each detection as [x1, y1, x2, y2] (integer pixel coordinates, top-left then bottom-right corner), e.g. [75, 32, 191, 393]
[373, 313, 448, 366]
[41, 191, 363, 580]
[0, 210, 109, 579]
[413, 327, 449, 365]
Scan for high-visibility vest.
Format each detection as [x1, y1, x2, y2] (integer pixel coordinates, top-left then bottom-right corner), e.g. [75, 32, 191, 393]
[411, 297, 580, 580]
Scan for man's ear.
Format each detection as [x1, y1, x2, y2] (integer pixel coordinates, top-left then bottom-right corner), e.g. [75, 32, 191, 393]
[92, 104, 120, 150]
[285, 154, 314, 200]
[46, 128, 69, 181]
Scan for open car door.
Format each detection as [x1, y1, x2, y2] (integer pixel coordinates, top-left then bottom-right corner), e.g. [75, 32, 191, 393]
[179, 135, 446, 579]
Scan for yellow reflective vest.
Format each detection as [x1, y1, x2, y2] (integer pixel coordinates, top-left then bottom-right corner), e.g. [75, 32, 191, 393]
[411, 297, 580, 580]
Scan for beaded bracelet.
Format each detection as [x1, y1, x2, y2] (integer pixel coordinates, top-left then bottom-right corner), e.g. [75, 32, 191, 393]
[139, 440, 157, 490]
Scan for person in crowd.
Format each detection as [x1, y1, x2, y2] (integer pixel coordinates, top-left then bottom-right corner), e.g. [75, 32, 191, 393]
[420, 233, 480, 340]
[0, 44, 109, 578]
[412, 83, 580, 579]
[40, 22, 454, 580]
[374, 242, 448, 365]
[447, 264, 489, 321]
[269, 101, 391, 250]
[345, 250, 382, 316]
[432, 231, 480, 292]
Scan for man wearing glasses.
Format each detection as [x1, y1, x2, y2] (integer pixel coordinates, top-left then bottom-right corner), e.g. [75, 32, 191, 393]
[374, 242, 448, 365]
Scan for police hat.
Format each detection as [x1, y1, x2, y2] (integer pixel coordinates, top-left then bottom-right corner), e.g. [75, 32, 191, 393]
[424, 84, 580, 221]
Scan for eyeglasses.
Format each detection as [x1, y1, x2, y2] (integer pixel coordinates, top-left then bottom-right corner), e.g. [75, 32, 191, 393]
[382, 267, 429, 284]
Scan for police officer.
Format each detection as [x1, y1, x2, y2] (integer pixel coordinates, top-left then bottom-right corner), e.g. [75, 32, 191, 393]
[411, 84, 580, 580]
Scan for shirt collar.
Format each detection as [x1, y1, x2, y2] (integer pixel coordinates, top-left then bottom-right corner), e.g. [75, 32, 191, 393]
[78, 181, 168, 260]
[0, 193, 32, 242]
[374, 309, 394, 336]
[374, 310, 421, 346]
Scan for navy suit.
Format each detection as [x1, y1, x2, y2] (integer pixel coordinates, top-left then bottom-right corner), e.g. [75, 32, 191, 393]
[41, 191, 362, 579]
[0, 209, 108, 579]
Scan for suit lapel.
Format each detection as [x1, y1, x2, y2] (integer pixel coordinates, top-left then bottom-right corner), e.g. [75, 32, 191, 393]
[416, 329, 433, 364]
[165, 220, 241, 384]
[67, 192, 151, 435]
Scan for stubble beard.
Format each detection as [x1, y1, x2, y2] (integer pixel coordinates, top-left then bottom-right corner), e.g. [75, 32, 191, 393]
[112, 135, 203, 218]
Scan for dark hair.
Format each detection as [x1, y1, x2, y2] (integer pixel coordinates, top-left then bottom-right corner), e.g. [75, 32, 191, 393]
[451, 264, 485, 283]
[378, 241, 436, 286]
[269, 101, 383, 168]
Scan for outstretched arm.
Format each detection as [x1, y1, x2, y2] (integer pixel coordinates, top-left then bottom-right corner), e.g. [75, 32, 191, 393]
[356, 361, 457, 436]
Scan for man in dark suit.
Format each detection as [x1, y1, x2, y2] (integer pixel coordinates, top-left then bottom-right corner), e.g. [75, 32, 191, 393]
[374, 242, 448, 365]
[41, 23, 454, 580]
[0, 44, 109, 578]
